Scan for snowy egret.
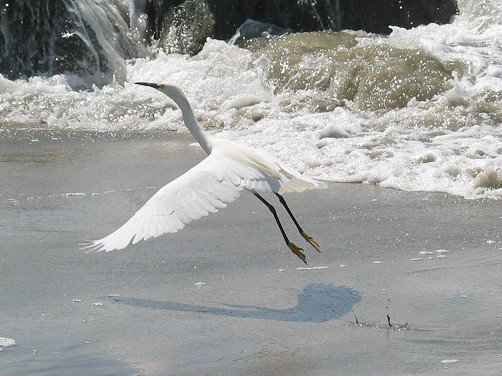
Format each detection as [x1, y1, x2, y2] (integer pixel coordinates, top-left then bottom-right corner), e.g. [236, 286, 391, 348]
[83, 82, 326, 264]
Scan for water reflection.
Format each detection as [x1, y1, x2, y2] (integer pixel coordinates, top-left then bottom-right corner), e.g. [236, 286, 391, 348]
[112, 283, 361, 323]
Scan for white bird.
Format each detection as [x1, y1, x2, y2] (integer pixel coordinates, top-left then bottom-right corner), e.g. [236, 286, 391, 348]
[83, 82, 326, 264]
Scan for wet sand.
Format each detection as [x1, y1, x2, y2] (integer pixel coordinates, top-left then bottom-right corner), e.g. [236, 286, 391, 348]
[1, 129, 501, 375]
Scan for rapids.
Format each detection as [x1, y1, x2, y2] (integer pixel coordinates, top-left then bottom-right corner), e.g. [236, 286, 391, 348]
[0, 0, 501, 199]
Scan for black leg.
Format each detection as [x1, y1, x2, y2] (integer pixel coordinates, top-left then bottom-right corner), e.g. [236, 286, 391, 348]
[253, 193, 307, 264]
[275, 193, 320, 252]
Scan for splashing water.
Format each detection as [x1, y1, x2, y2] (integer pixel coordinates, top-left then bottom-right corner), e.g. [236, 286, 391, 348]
[0, 0, 500, 199]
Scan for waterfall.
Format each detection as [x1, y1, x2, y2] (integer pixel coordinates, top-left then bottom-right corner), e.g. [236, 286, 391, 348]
[0, 0, 458, 87]
[0, 0, 145, 89]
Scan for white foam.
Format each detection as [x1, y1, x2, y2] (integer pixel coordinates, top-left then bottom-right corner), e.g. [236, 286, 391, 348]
[441, 359, 459, 365]
[296, 266, 329, 271]
[0, 1, 500, 200]
[0, 337, 17, 348]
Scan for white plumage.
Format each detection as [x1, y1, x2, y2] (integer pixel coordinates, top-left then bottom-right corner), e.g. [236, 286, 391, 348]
[83, 83, 325, 263]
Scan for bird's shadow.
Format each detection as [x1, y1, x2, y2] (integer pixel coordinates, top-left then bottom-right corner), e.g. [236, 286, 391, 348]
[110, 283, 361, 323]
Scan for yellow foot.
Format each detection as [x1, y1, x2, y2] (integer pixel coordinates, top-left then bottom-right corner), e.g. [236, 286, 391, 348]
[288, 242, 307, 264]
[301, 231, 320, 252]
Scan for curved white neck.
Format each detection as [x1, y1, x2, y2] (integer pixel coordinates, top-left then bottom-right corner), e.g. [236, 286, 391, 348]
[166, 88, 212, 155]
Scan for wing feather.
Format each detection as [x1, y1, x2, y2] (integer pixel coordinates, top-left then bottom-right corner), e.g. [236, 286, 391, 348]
[83, 151, 244, 253]
[212, 139, 327, 194]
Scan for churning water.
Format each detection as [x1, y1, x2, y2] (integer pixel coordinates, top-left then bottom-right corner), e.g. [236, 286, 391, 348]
[1, 0, 501, 199]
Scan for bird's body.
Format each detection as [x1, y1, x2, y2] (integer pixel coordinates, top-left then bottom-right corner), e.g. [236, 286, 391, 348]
[84, 83, 326, 263]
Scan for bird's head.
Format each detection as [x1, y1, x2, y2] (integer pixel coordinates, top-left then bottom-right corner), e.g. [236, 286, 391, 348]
[134, 81, 211, 153]
[135, 82, 165, 90]
[135, 82, 188, 106]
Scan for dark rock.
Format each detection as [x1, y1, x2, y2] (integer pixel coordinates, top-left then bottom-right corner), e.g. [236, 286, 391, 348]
[338, 0, 459, 34]
[145, 0, 342, 54]
[145, 0, 458, 55]
[154, 0, 215, 55]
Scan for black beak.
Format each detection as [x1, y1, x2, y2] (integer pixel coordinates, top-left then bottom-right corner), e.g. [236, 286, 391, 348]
[135, 82, 159, 88]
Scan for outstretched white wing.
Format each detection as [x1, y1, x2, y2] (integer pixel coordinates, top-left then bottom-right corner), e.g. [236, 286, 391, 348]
[83, 143, 276, 252]
[83, 139, 325, 253]
[83, 151, 244, 252]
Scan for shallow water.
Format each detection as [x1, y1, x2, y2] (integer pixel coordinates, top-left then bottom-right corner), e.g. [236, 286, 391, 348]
[1, 131, 501, 375]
